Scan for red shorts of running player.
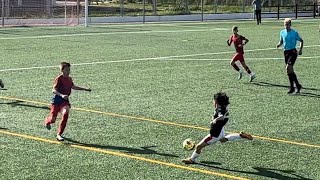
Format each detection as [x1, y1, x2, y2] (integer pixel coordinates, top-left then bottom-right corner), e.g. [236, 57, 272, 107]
[49, 102, 71, 117]
[231, 53, 244, 62]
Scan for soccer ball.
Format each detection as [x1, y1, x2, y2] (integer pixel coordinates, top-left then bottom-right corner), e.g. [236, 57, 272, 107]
[183, 138, 195, 151]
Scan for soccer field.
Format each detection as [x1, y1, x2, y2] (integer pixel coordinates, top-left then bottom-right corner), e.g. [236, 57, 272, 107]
[0, 19, 319, 180]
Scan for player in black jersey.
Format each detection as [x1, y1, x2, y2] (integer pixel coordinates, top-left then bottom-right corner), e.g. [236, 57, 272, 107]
[182, 92, 253, 164]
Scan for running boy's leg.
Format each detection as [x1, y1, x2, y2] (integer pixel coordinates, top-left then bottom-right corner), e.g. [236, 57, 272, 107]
[57, 104, 70, 141]
[239, 60, 255, 82]
[230, 53, 243, 80]
[183, 128, 226, 164]
[44, 104, 60, 130]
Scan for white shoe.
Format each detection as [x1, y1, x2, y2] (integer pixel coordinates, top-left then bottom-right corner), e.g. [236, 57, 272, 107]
[249, 73, 256, 82]
[238, 71, 243, 80]
[56, 134, 64, 141]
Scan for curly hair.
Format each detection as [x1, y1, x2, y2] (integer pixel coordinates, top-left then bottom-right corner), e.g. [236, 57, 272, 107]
[214, 92, 230, 106]
[60, 62, 71, 70]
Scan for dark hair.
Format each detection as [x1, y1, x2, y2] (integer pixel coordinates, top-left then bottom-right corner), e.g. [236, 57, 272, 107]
[232, 26, 238, 31]
[214, 92, 230, 106]
[60, 62, 71, 70]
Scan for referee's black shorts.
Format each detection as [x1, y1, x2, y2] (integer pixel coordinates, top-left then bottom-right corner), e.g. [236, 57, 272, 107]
[284, 49, 298, 65]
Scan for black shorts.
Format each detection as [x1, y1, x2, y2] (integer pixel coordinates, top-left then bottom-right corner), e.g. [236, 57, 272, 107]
[284, 49, 298, 65]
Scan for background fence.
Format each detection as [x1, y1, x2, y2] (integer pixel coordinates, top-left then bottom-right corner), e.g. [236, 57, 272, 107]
[0, 0, 319, 26]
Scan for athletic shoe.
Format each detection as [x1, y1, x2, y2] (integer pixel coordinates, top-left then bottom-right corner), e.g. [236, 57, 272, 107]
[238, 71, 243, 80]
[287, 89, 295, 94]
[249, 73, 256, 82]
[45, 123, 51, 130]
[182, 158, 196, 164]
[56, 134, 64, 141]
[296, 84, 302, 93]
[240, 132, 253, 140]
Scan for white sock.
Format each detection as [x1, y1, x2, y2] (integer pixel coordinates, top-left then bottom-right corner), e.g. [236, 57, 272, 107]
[224, 133, 241, 141]
[190, 151, 200, 161]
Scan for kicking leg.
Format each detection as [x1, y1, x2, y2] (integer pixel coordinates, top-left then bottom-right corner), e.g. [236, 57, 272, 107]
[182, 141, 208, 164]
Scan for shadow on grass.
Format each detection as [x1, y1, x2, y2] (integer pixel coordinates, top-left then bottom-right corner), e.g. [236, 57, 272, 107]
[249, 81, 320, 98]
[64, 137, 179, 158]
[198, 162, 314, 180]
[0, 100, 49, 110]
[0, 88, 8, 90]
[0, 127, 8, 130]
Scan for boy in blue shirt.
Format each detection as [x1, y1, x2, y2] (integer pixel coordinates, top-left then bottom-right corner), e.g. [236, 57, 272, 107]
[276, 18, 304, 94]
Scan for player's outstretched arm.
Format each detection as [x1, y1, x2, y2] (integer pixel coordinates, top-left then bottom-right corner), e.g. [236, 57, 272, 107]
[243, 38, 249, 45]
[276, 39, 283, 48]
[227, 39, 232, 46]
[72, 85, 92, 92]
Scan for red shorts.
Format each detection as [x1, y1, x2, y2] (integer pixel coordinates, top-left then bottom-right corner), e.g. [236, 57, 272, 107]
[49, 102, 70, 117]
[231, 53, 244, 62]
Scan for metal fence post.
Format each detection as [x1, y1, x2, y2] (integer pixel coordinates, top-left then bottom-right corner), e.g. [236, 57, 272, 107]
[277, 3, 280, 19]
[201, 0, 203, 22]
[313, 3, 316, 18]
[1, 0, 4, 26]
[295, 4, 298, 19]
[120, 0, 124, 17]
[143, 0, 145, 23]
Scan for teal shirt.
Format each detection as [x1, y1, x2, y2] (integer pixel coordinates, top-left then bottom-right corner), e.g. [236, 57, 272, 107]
[279, 29, 302, 50]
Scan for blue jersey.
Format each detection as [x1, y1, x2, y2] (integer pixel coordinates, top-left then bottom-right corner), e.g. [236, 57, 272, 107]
[279, 29, 302, 50]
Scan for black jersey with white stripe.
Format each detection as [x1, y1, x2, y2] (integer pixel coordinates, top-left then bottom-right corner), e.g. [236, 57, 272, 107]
[210, 106, 229, 137]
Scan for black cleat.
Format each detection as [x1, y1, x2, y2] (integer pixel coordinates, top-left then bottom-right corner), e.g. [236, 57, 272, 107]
[287, 89, 295, 94]
[296, 84, 302, 93]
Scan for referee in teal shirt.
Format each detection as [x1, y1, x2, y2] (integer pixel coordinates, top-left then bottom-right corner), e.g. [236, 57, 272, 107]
[276, 18, 304, 94]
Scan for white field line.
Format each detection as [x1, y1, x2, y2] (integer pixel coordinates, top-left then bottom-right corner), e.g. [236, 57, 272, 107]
[0, 28, 228, 40]
[0, 45, 319, 72]
[171, 56, 320, 61]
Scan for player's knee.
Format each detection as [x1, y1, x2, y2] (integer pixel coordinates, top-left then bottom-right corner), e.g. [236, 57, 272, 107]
[61, 107, 70, 114]
[51, 115, 57, 122]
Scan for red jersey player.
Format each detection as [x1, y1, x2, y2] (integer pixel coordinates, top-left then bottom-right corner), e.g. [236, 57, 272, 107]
[44, 62, 91, 141]
[227, 26, 255, 82]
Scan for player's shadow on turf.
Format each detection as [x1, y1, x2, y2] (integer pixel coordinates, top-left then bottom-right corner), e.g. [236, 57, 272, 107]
[0, 127, 8, 130]
[63, 138, 179, 158]
[0, 88, 8, 90]
[250, 81, 320, 98]
[198, 162, 314, 180]
[251, 81, 320, 91]
[0, 100, 49, 110]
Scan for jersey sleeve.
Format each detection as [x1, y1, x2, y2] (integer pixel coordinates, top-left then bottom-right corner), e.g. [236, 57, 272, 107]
[295, 31, 302, 41]
[53, 77, 61, 90]
[279, 31, 283, 41]
[229, 36, 233, 44]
